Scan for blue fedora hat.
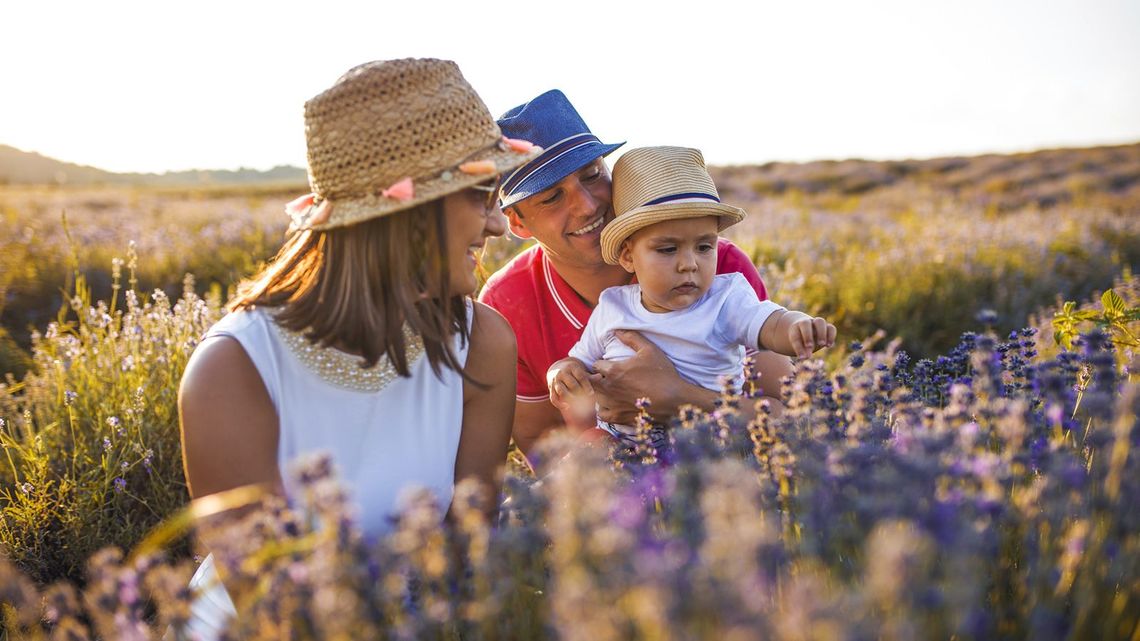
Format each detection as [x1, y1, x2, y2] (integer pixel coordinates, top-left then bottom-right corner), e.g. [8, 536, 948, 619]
[497, 90, 624, 208]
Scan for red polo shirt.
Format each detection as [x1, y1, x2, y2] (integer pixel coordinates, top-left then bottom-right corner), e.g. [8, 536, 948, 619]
[478, 239, 769, 402]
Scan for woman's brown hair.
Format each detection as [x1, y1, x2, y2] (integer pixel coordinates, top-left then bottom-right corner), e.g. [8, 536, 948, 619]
[228, 199, 469, 379]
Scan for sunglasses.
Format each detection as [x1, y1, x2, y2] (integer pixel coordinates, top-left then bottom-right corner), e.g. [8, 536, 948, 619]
[467, 175, 503, 216]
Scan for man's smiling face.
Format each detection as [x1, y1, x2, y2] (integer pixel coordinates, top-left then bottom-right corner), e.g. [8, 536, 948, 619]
[507, 158, 615, 269]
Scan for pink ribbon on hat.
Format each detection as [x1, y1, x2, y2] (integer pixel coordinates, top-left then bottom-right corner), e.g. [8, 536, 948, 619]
[382, 177, 415, 201]
[286, 193, 316, 215]
[459, 161, 497, 175]
[285, 193, 333, 233]
[503, 136, 536, 153]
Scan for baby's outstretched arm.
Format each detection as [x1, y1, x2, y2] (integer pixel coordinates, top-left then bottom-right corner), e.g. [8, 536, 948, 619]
[547, 357, 596, 413]
[758, 309, 837, 359]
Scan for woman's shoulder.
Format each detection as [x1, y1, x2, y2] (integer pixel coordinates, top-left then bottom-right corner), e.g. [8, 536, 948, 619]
[183, 307, 277, 401]
[468, 301, 517, 356]
[463, 301, 517, 391]
[206, 306, 270, 338]
[179, 314, 279, 500]
[182, 330, 263, 397]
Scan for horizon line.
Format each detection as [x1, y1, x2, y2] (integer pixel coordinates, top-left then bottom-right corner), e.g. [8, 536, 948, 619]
[5, 137, 1140, 176]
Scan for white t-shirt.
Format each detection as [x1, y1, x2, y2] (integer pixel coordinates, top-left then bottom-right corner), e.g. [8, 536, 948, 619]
[568, 272, 785, 394]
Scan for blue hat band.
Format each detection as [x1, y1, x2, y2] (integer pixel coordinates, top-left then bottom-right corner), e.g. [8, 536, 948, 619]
[501, 133, 602, 198]
[641, 192, 721, 207]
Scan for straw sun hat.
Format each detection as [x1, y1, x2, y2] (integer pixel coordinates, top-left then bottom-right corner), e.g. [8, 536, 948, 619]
[287, 58, 542, 232]
[601, 146, 746, 264]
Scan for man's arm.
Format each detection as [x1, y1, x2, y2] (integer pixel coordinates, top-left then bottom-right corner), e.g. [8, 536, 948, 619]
[512, 399, 571, 465]
[592, 330, 790, 425]
[746, 349, 792, 418]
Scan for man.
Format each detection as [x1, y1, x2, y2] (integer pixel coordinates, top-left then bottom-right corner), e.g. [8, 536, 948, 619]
[479, 90, 793, 458]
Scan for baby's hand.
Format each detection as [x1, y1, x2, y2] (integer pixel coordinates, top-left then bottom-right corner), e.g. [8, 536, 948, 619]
[789, 316, 836, 359]
[547, 359, 594, 410]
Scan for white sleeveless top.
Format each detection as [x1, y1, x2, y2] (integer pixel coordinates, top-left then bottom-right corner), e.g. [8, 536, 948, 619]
[181, 304, 471, 639]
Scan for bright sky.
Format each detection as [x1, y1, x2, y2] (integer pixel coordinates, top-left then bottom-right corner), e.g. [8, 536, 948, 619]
[2, 0, 1138, 173]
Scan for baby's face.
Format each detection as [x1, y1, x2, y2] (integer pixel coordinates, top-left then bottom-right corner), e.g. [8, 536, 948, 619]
[618, 216, 718, 313]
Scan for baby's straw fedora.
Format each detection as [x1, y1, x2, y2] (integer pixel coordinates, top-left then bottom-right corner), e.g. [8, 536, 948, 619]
[290, 58, 542, 231]
[601, 146, 745, 264]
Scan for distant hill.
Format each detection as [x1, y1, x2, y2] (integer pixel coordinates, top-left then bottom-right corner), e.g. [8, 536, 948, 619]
[712, 142, 1140, 212]
[3, 142, 1138, 210]
[0, 144, 307, 187]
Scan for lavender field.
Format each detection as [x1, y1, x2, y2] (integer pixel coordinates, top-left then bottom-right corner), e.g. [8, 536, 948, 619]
[0, 144, 1137, 639]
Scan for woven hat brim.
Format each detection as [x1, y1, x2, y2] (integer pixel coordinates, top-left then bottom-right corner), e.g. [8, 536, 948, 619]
[600, 201, 745, 264]
[499, 141, 623, 208]
[308, 142, 543, 231]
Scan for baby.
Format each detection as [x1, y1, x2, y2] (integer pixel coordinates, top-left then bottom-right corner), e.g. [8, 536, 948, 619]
[546, 146, 836, 440]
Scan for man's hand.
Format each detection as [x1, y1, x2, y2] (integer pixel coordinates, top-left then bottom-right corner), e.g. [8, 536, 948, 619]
[592, 330, 714, 424]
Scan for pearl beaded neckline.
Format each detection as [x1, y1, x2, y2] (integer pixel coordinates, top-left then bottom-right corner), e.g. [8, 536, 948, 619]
[271, 320, 425, 393]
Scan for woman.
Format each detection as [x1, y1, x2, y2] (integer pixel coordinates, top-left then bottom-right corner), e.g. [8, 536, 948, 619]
[176, 58, 540, 637]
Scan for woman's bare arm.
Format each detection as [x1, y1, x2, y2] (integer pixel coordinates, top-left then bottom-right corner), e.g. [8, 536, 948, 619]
[454, 302, 517, 519]
[178, 335, 281, 604]
[178, 336, 282, 500]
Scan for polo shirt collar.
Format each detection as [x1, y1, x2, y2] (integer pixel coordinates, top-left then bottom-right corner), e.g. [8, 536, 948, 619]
[540, 250, 590, 331]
